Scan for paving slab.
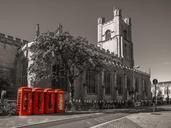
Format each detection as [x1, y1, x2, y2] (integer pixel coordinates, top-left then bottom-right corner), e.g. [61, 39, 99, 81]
[127, 111, 171, 128]
[91, 117, 142, 128]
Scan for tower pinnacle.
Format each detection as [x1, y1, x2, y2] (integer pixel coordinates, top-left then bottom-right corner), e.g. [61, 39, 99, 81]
[55, 24, 63, 35]
[35, 24, 40, 41]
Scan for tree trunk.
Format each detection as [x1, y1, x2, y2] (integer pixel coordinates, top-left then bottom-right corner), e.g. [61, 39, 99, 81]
[67, 76, 75, 111]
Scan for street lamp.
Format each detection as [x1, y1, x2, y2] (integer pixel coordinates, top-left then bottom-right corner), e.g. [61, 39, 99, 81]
[153, 79, 158, 112]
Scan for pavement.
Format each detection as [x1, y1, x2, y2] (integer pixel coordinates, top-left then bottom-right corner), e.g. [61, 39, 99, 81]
[0, 105, 170, 128]
[0, 113, 104, 128]
[90, 105, 171, 128]
[91, 111, 171, 128]
[128, 111, 171, 128]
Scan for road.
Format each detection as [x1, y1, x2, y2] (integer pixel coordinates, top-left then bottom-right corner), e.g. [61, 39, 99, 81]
[1, 105, 171, 128]
[17, 113, 129, 128]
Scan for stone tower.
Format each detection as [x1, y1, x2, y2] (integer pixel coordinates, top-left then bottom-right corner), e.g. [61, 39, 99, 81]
[97, 8, 134, 67]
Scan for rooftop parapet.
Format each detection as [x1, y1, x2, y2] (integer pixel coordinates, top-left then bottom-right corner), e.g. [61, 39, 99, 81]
[15, 38, 21, 45]
[133, 69, 150, 77]
[0, 33, 28, 47]
[7, 35, 14, 44]
[0, 33, 6, 42]
[23, 40, 29, 45]
[0, 33, 5, 37]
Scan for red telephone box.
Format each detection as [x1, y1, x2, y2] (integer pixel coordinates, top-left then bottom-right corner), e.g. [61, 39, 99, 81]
[55, 89, 65, 113]
[32, 88, 44, 115]
[44, 88, 55, 114]
[16, 87, 32, 116]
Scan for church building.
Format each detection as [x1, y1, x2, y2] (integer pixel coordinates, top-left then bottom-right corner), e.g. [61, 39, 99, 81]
[62, 8, 151, 107]
[26, 8, 151, 108]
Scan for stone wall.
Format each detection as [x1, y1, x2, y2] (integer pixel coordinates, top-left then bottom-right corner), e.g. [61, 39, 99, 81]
[0, 33, 28, 99]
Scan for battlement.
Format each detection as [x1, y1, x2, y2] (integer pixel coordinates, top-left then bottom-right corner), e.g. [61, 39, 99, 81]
[123, 17, 131, 25]
[113, 8, 122, 17]
[98, 8, 131, 27]
[97, 17, 105, 24]
[0, 33, 28, 47]
[102, 19, 114, 26]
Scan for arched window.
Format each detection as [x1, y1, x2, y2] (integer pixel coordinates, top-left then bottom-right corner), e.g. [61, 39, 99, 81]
[86, 69, 96, 94]
[105, 30, 111, 40]
[127, 77, 131, 91]
[135, 79, 139, 92]
[104, 71, 111, 95]
[116, 75, 122, 95]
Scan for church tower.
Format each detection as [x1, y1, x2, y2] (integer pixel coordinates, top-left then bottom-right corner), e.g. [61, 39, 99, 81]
[97, 8, 134, 68]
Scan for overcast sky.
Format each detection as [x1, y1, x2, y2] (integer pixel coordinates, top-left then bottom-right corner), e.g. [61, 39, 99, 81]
[0, 0, 170, 82]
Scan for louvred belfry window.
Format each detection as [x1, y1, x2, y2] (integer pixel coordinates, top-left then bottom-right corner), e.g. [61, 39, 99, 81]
[105, 30, 111, 41]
